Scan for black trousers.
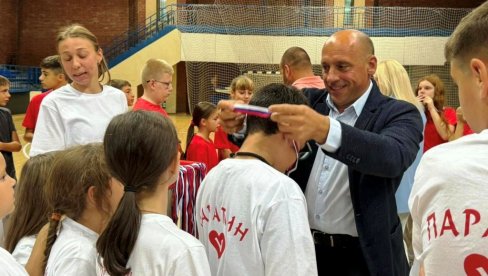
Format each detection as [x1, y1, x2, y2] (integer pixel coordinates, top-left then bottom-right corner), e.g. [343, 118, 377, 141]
[315, 243, 370, 276]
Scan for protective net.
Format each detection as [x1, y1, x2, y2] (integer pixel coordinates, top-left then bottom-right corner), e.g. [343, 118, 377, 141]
[176, 4, 472, 112]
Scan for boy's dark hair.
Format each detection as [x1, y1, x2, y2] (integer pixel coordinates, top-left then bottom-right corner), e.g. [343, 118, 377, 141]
[39, 55, 64, 75]
[108, 79, 131, 90]
[247, 83, 308, 136]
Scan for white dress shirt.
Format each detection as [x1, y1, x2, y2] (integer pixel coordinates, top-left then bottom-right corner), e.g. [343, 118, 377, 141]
[306, 81, 373, 236]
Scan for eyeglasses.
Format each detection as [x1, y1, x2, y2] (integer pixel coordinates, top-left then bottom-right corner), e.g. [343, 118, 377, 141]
[147, 80, 172, 88]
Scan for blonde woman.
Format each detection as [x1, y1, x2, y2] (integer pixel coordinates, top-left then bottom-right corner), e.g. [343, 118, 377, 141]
[375, 59, 425, 267]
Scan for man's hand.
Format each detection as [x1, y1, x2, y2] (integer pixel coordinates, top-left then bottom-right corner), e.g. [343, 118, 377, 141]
[269, 104, 330, 145]
[217, 100, 246, 134]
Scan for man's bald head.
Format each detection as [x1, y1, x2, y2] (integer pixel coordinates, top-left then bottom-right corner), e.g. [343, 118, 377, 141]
[280, 46, 315, 85]
[326, 29, 375, 56]
[280, 47, 313, 70]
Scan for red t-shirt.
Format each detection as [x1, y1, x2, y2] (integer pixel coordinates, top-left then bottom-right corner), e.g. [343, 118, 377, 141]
[462, 122, 474, 136]
[214, 126, 239, 155]
[22, 90, 52, 130]
[133, 98, 168, 117]
[423, 107, 456, 152]
[185, 134, 219, 173]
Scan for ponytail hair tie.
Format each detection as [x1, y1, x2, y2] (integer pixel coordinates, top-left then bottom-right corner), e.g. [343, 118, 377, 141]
[51, 212, 62, 222]
[124, 185, 137, 193]
[190, 120, 195, 126]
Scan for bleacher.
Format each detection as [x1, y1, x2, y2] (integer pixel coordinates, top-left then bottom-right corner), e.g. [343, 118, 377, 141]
[0, 64, 41, 93]
[0, 64, 41, 114]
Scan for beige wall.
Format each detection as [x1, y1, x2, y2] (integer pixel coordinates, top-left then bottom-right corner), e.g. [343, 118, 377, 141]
[146, 0, 157, 19]
[181, 33, 448, 66]
[166, 0, 177, 6]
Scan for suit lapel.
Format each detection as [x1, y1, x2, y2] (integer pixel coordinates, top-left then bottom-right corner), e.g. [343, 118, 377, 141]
[354, 81, 383, 130]
[315, 101, 330, 116]
[310, 90, 330, 116]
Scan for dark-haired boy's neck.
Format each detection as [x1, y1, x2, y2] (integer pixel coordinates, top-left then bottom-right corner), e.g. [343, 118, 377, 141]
[238, 132, 290, 173]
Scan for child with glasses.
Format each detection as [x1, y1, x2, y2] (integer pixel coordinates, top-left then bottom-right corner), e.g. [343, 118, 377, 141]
[133, 58, 173, 117]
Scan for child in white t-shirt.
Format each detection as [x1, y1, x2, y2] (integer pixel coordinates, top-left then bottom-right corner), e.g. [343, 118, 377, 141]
[96, 111, 211, 276]
[410, 4, 488, 274]
[0, 154, 28, 275]
[41, 143, 123, 276]
[29, 24, 127, 157]
[3, 152, 56, 266]
[196, 83, 318, 276]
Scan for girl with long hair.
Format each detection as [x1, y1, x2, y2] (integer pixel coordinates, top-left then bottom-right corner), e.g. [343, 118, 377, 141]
[97, 111, 210, 276]
[416, 74, 456, 152]
[42, 143, 123, 275]
[4, 152, 57, 266]
[185, 102, 219, 172]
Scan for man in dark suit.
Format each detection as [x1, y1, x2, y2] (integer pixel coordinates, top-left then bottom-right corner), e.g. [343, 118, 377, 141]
[219, 29, 423, 275]
[269, 30, 423, 275]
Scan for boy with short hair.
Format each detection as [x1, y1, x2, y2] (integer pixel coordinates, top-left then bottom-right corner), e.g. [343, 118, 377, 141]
[107, 79, 134, 107]
[196, 83, 317, 276]
[22, 55, 68, 142]
[0, 75, 22, 179]
[133, 58, 173, 117]
[409, 2, 488, 275]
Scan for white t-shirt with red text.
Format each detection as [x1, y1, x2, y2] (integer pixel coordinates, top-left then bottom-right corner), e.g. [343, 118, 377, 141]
[196, 158, 317, 276]
[409, 130, 488, 276]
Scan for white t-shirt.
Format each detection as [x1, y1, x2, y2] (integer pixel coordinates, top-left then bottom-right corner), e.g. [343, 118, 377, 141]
[98, 214, 210, 276]
[12, 235, 36, 266]
[0, 247, 28, 275]
[45, 217, 98, 276]
[0, 219, 4, 247]
[30, 84, 127, 156]
[196, 158, 317, 276]
[409, 130, 488, 276]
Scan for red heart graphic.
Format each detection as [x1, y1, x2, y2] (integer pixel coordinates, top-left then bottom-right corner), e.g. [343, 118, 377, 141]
[464, 253, 488, 276]
[209, 230, 226, 259]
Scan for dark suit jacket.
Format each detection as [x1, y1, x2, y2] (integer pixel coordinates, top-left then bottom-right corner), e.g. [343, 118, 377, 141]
[293, 82, 423, 276]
